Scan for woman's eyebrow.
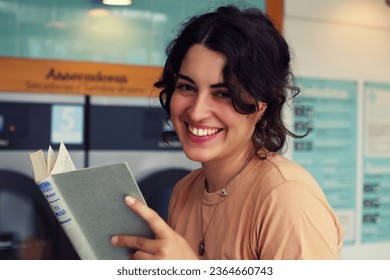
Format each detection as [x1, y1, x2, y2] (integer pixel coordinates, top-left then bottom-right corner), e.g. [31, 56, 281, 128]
[177, 73, 227, 88]
[210, 82, 228, 89]
[176, 73, 194, 84]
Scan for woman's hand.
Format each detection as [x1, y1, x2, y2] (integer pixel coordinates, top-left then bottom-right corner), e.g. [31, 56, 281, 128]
[111, 196, 198, 260]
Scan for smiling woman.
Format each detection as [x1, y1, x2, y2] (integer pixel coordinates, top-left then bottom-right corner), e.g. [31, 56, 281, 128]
[168, 44, 262, 163]
[111, 4, 343, 260]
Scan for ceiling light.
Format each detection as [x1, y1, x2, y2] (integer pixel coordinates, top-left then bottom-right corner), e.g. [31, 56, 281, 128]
[103, 0, 132, 6]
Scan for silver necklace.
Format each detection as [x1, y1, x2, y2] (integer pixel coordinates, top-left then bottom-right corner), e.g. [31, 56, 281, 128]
[198, 150, 256, 256]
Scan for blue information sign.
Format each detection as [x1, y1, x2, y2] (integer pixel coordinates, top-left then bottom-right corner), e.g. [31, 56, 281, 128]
[362, 82, 390, 243]
[51, 105, 84, 144]
[292, 77, 358, 244]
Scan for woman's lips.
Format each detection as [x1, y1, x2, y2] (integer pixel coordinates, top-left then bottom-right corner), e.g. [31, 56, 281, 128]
[185, 123, 223, 143]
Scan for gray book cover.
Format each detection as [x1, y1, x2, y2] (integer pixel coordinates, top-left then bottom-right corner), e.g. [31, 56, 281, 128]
[51, 162, 154, 260]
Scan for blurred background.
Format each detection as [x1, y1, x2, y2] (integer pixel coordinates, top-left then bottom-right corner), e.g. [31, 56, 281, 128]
[0, 0, 264, 64]
[0, 0, 389, 260]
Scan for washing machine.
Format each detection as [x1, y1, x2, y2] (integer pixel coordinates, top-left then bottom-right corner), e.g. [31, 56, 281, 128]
[0, 92, 85, 259]
[88, 96, 200, 221]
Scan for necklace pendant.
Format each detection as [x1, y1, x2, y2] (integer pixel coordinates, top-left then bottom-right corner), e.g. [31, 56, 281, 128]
[198, 239, 205, 256]
[221, 188, 228, 196]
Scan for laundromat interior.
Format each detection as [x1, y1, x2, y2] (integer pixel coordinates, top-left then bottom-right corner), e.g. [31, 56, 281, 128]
[0, 0, 390, 260]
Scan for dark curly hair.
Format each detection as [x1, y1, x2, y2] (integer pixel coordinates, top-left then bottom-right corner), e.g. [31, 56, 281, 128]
[154, 4, 304, 152]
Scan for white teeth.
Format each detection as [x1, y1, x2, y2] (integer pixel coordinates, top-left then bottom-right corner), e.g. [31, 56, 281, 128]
[189, 125, 219, 137]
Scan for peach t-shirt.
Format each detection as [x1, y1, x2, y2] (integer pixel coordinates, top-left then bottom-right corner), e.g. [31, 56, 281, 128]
[168, 152, 343, 259]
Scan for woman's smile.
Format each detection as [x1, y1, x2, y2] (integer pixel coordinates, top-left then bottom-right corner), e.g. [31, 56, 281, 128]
[186, 123, 223, 144]
[187, 124, 222, 137]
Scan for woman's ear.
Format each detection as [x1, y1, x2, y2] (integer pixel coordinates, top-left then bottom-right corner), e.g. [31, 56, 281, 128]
[257, 102, 267, 119]
[255, 102, 268, 129]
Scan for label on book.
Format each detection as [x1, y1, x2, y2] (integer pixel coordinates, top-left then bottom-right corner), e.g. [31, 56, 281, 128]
[39, 180, 72, 224]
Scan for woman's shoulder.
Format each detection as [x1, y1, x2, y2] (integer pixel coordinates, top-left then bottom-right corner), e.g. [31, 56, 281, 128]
[258, 153, 318, 185]
[253, 153, 335, 218]
[177, 167, 203, 182]
[169, 168, 204, 211]
[173, 167, 204, 191]
[249, 152, 324, 199]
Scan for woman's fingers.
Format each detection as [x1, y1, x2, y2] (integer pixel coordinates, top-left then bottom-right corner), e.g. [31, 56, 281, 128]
[124, 196, 173, 239]
[132, 249, 158, 260]
[112, 235, 157, 254]
[111, 195, 173, 254]
[111, 235, 174, 260]
[111, 196, 198, 260]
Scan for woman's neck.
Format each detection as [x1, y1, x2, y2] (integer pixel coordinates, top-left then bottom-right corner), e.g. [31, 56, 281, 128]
[202, 146, 256, 193]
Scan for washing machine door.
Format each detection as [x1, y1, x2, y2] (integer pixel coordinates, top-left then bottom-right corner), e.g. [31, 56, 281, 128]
[0, 171, 59, 259]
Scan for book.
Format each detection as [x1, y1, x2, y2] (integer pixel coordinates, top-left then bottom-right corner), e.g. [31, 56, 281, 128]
[28, 143, 154, 260]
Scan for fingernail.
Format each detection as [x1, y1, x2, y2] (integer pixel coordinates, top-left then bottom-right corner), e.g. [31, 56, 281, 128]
[125, 196, 135, 205]
[111, 236, 118, 245]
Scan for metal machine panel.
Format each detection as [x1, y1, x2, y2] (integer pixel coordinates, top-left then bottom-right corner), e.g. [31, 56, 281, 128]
[0, 92, 85, 259]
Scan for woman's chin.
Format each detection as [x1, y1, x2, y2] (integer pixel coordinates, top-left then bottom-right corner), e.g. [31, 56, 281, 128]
[182, 149, 212, 163]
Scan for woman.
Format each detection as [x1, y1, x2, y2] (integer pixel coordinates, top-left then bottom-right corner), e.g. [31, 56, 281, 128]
[111, 4, 343, 260]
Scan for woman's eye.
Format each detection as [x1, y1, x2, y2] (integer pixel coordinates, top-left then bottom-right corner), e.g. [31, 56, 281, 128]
[215, 91, 231, 99]
[176, 84, 194, 92]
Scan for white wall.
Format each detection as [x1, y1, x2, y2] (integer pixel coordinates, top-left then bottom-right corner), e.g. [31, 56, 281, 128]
[284, 0, 390, 259]
[285, 0, 390, 81]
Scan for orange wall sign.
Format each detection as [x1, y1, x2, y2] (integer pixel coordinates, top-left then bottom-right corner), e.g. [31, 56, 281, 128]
[0, 57, 163, 97]
[266, 0, 284, 33]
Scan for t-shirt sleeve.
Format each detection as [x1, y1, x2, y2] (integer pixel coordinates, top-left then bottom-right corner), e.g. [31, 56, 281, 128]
[257, 180, 343, 259]
[167, 181, 180, 228]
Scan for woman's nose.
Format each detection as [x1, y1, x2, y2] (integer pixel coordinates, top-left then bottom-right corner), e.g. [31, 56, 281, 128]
[187, 93, 211, 121]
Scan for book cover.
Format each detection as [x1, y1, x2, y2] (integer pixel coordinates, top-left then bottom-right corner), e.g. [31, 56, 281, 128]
[29, 143, 154, 260]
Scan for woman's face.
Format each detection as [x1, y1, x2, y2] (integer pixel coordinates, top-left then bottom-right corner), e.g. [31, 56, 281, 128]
[170, 44, 264, 164]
